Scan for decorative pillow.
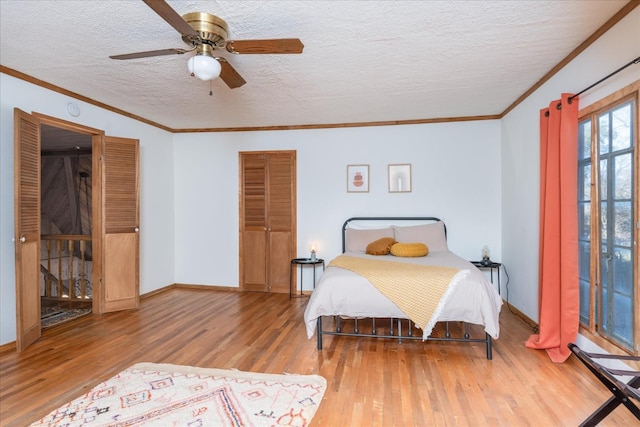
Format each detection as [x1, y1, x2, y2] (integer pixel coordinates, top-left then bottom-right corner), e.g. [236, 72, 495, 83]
[366, 237, 397, 255]
[392, 221, 448, 252]
[390, 242, 429, 257]
[345, 227, 394, 253]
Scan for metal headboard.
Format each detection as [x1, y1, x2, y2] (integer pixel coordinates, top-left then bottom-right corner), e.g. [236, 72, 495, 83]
[341, 216, 445, 253]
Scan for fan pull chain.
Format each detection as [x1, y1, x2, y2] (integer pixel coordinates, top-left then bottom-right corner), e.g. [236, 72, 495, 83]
[209, 80, 213, 96]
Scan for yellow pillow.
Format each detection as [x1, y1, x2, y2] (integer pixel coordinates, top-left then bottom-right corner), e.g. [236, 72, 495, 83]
[390, 242, 429, 257]
[366, 237, 397, 255]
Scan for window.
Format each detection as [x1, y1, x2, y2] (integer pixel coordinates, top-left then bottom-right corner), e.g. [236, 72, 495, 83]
[578, 82, 639, 354]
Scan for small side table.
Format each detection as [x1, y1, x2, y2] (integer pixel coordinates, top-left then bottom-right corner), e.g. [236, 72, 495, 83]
[470, 260, 502, 295]
[290, 258, 325, 299]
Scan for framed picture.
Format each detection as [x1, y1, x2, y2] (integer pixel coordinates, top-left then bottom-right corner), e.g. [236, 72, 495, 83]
[347, 164, 369, 192]
[388, 164, 412, 192]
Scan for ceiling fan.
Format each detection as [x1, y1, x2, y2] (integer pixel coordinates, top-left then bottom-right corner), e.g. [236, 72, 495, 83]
[109, 0, 304, 89]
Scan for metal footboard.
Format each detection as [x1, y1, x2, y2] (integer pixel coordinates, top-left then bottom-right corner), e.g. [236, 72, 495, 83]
[316, 316, 493, 360]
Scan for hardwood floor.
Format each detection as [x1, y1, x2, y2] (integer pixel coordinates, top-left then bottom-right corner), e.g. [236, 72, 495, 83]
[0, 288, 636, 426]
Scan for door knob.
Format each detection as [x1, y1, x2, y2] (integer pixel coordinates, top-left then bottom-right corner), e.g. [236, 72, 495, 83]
[134, 227, 139, 232]
[19, 236, 26, 243]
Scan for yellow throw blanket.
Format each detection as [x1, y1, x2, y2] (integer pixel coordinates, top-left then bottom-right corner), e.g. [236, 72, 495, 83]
[329, 255, 460, 337]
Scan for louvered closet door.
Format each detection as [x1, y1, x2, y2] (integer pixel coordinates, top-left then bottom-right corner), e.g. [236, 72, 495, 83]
[266, 153, 296, 293]
[100, 136, 140, 312]
[241, 154, 268, 291]
[240, 151, 296, 293]
[13, 109, 41, 352]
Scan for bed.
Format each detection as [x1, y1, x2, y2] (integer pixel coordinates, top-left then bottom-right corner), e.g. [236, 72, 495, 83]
[303, 217, 503, 359]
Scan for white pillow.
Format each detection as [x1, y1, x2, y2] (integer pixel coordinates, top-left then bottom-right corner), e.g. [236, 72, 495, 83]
[345, 227, 394, 253]
[392, 222, 448, 252]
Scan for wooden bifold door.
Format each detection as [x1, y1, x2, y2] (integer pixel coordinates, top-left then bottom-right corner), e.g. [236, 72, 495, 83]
[13, 109, 140, 352]
[239, 151, 296, 293]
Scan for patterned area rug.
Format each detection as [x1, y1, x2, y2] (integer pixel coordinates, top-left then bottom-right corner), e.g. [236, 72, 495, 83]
[30, 362, 327, 426]
[41, 306, 91, 328]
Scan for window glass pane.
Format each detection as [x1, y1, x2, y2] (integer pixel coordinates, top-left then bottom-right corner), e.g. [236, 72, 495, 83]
[601, 286, 609, 333]
[599, 159, 607, 199]
[614, 201, 632, 247]
[611, 103, 631, 152]
[600, 202, 607, 242]
[578, 202, 590, 239]
[595, 285, 599, 324]
[612, 292, 633, 348]
[579, 241, 590, 279]
[600, 243, 609, 289]
[614, 153, 631, 199]
[612, 248, 632, 295]
[580, 164, 591, 201]
[579, 120, 592, 160]
[579, 278, 590, 325]
[599, 113, 610, 154]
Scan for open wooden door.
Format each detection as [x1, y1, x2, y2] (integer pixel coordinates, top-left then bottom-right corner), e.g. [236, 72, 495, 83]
[96, 135, 140, 312]
[13, 109, 41, 352]
[12, 110, 139, 351]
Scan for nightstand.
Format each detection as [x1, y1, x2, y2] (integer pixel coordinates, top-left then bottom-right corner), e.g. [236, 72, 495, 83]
[290, 258, 325, 299]
[470, 260, 502, 295]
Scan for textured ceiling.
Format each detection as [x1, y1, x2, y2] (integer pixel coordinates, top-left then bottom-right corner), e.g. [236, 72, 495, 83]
[0, 0, 632, 131]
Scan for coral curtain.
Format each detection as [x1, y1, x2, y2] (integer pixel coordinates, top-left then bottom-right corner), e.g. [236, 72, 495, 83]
[525, 93, 580, 363]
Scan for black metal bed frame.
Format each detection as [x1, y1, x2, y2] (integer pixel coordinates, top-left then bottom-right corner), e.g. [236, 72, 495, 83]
[315, 216, 493, 360]
[340, 216, 446, 253]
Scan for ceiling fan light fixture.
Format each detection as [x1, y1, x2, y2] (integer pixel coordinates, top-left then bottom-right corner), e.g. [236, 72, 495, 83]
[187, 54, 221, 81]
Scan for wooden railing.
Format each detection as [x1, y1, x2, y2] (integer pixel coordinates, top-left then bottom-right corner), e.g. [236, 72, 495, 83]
[41, 234, 92, 301]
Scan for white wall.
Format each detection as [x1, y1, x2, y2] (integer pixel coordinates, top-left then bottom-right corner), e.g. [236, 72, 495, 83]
[1, 75, 501, 347]
[500, 8, 640, 321]
[173, 121, 502, 288]
[0, 73, 176, 345]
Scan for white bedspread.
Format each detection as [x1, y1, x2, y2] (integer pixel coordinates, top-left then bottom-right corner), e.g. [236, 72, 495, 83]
[303, 251, 503, 339]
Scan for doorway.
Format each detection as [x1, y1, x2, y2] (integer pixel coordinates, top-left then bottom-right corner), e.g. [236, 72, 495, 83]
[15, 109, 141, 352]
[40, 124, 93, 328]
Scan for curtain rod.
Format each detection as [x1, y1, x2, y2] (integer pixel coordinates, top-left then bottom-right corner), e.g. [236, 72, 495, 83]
[568, 56, 640, 103]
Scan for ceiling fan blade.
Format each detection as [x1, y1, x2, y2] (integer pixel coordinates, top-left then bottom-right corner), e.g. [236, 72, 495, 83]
[110, 48, 191, 60]
[225, 38, 304, 54]
[218, 58, 246, 89]
[143, 0, 200, 41]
